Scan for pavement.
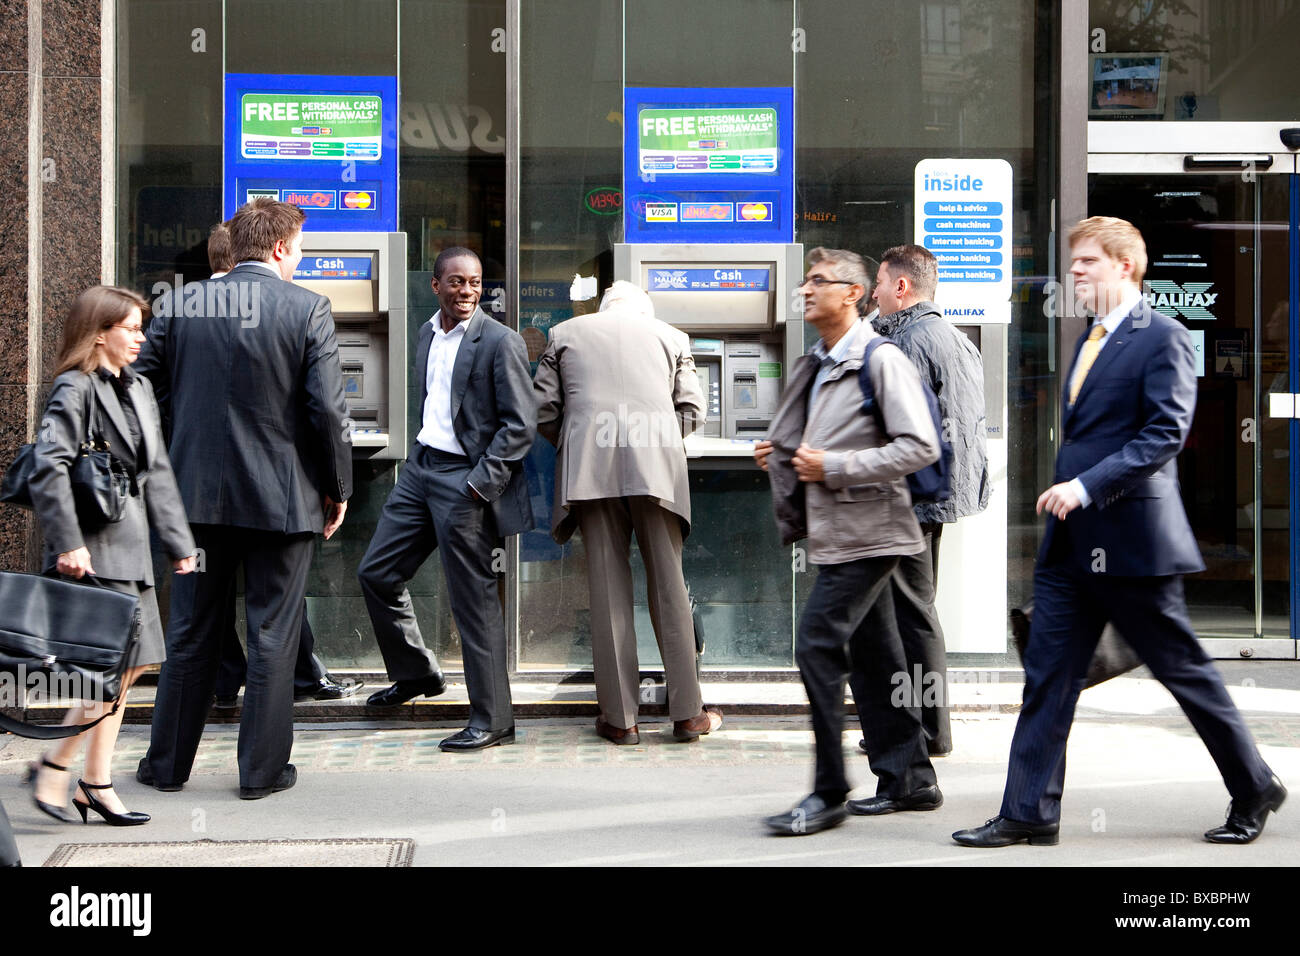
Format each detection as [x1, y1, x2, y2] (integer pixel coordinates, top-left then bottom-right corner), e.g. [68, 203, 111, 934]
[2, 663, 1298, 867]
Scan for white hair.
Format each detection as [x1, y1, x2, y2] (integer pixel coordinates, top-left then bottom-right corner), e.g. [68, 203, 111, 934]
[599, 280, 655, 317]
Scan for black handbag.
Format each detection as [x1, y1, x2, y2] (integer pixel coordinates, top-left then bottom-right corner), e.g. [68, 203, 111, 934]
[1010, 601, 1143, 688]
[70, 389, 131, 527]
[0, 442, 35, 508]
[0, 571, 141, 740]
[0, 382, 130, 525]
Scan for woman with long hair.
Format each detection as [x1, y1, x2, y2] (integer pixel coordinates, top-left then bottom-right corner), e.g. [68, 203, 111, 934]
[26, 285, 196, 826]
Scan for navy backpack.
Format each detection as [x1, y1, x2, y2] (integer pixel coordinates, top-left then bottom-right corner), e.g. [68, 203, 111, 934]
[856, 337, 953, 504]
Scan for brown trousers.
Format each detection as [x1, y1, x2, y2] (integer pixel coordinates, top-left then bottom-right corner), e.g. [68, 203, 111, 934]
[573, 496, 702, 728]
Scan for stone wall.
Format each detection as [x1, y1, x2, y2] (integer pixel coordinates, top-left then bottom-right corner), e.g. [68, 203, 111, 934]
[0, 0, 105, 571]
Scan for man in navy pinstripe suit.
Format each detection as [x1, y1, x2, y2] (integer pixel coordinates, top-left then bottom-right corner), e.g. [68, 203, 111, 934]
[953, 217, 1285, 848]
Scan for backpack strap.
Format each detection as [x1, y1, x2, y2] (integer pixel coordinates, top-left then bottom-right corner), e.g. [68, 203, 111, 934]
[856, 335, 890, 427]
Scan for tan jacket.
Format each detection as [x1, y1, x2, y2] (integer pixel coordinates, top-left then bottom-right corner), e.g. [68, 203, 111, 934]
[533, 304, 706, 543]
[765, 321, 939, 565]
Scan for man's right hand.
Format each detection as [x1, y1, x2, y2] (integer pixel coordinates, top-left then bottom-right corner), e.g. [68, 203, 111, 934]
[323, 497, 347, 540]
[753, 440, 774, 472]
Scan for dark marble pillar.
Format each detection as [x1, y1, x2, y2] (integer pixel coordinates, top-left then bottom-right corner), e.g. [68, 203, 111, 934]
[0, 0, 104, 572]
[42, 0, 102, 381]
[0, 1, 33, 570]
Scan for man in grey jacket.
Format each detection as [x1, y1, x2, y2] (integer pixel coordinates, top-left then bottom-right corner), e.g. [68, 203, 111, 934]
[869, 244, 990, 757]
[534, 282, 719, 746]
[755, 247, 941, 835]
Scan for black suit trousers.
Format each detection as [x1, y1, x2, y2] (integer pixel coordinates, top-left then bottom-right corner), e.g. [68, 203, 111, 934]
[358, 445, 512, 732]
[798, 555, 936, 802]
[1002, 561, 1275, 824]
[215, 607, 326, 698]
[147, 524, 314, 789]
[879, 522, 951, 753]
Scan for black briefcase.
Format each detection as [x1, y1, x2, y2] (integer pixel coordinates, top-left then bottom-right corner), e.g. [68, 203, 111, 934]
[1010, 601, 1143, 688]
[0, 571, 140, 739]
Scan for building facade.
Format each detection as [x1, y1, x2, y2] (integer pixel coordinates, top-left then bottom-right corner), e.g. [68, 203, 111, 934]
[3, 1, 1297, 677]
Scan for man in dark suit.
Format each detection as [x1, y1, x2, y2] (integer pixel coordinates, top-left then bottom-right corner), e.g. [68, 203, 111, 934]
[134, 198, 352, 799]
[359, 247, 535, 751]
[202, 221, 361, 710]
[953, 217, 1285, 847]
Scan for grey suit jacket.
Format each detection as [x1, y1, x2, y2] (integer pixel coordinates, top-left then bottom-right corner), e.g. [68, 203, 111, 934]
[413, 307, 536, 537]
[135, 262, 353, 533]
[533, 304, 706, 544]
[30, 368, 195, 585]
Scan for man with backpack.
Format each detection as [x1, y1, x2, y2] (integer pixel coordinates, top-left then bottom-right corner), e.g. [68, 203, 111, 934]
[868, 244, 990, 759]
[755, 247, 941, 835]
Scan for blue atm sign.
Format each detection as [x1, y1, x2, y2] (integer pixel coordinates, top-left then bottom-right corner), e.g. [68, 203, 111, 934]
[224, 73, 398, 232]
[648, 268, 770, 291]
[624, 86, 793, 244]
[294, 256, 373, 280]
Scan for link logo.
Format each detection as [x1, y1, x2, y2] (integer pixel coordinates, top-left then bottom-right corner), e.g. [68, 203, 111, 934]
[1143, 280, 1217, 320]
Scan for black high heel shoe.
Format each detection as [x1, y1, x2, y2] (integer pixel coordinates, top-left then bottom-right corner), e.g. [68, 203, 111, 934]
[25, 757, 77, 824]
[73, 780, 150, 826]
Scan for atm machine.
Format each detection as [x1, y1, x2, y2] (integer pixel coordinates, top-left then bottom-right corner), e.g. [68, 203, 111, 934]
[295, 231, 408, 459]
[932, 309, 1008, 655]
[613, 243, 804, 458]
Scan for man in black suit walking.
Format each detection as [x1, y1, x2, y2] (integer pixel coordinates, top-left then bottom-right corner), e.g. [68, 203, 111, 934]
[135, 198, 352, 799]
[953, 217, 1285, 847]
[359, 247, 535, 751]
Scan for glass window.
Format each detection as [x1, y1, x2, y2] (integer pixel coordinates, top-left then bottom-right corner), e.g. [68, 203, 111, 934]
[1089, 0, 1300, 120]
[796, 0, 1053, 647]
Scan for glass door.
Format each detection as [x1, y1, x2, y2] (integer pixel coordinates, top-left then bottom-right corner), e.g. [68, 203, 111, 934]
[1086, 149, 1297, 658]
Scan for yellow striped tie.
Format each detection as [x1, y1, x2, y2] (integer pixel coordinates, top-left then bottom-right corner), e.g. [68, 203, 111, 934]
[1068, 323, 1108, 405]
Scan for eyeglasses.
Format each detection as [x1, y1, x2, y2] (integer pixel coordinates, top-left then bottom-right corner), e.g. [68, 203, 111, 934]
[112, 324, 145, 334]
[799, 276, 856, 289]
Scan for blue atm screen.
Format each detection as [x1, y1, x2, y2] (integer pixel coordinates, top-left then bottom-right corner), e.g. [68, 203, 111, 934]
[294, 256, 374, 280]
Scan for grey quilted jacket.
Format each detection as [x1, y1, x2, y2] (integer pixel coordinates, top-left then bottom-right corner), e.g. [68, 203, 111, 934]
[873, 301, 991, 524]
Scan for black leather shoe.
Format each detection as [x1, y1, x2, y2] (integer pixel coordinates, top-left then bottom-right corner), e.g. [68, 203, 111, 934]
[365, 675, 446, 707]
[764, 793, 848, 836]
[296, 674, 364, 702]
[848, 785, 944, 815]
[952, 815, 1059, 847]
[212, 694, 238, 711]
[239, 764, 297, 800]
[25, 757, 77, 824]
[1204, 775, 1287, 845]
[438, 726, 516, 752]
[135, 757, 183, 793]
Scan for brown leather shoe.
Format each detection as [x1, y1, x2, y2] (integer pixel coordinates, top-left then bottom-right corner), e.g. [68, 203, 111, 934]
[595, 717, 640, 746]
[672, 707, 723, 742]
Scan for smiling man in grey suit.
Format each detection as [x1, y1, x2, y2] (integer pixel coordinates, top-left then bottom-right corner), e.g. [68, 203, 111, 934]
[359, 247, 536, 751]
[134, 198, 352, 799]
[534, 281, 720, 746]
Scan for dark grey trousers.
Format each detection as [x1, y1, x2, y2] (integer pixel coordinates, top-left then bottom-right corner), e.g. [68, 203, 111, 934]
[146, 525, 314, 789]
[798, 556, 937, 802]
[881, 522, 952, 753]
[358, 445, 513, 732]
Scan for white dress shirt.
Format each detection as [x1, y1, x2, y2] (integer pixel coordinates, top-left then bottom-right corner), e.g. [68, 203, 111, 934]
[1068, 288, 1142, 508]
[416, 313, 469, 456]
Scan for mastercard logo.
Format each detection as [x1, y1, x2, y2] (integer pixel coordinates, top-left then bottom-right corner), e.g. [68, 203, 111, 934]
[739, 202, 773, 221]
[342, 190, 375, 210]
